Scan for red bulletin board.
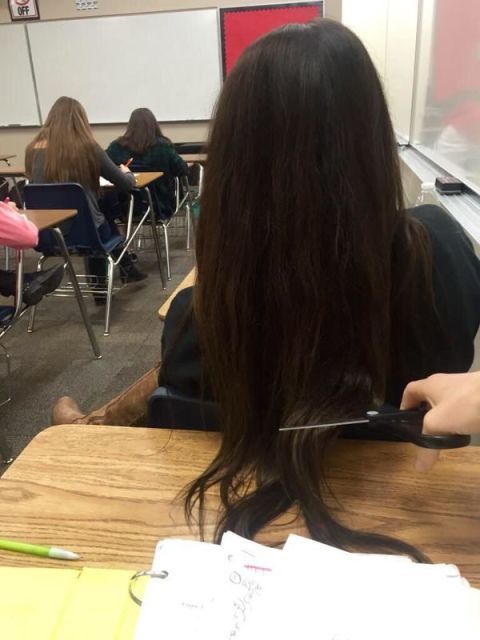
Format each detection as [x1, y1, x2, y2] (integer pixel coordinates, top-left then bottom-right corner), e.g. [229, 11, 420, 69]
[220, 2, 324, 77]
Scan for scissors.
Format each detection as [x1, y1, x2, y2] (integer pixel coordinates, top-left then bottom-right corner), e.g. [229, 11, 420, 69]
[279, 407, 471, 450]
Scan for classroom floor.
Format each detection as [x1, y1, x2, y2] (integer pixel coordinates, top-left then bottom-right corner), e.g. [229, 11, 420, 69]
[0, 234, 195, 473]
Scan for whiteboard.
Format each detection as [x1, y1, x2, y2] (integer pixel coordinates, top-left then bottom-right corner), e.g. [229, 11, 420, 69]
[27, 10, 221, 123]
[0, 24, 40, 126]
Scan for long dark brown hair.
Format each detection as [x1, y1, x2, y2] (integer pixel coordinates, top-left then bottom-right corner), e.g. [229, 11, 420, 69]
[25, 96, 100, 193]
[186, 21, 433, 560]
[117, 108, 170, 154]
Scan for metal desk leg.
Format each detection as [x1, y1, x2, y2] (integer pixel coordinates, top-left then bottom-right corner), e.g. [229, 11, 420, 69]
[186, 195, 195, 253]
[125, 193, 134, 240]
[181, 176, 194, 252]
[52, 228, 102, 359]
[145, 187, 167, 289]
[198, 164, 204, 198]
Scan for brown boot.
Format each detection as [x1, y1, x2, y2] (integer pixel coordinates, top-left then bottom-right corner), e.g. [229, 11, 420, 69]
[51, 396, 90, 425]
[50, 365, 159, 427]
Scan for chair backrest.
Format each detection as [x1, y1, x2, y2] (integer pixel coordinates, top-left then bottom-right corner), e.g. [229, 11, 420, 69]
[147, 385, 219, 430]
[24, 183, 104, 253]
[0, 178, 9, 200]
[174, 142, 206, 154]
[0, 306, 14, 328]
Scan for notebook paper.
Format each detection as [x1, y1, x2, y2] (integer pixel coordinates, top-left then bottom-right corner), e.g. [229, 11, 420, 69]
[237, 535, 478, 640]
[135, 534, 480, 640]
[134, 539, 232, 640]
[99, 174, 139, 188]
[135, 536, 281, 640]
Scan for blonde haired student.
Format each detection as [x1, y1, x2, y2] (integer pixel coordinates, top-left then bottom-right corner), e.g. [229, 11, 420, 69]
[25, 96, 147, 290]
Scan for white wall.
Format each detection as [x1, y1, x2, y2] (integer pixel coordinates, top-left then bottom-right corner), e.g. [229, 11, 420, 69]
[342, 0, 388, 75]
[342, 0, 419, 141]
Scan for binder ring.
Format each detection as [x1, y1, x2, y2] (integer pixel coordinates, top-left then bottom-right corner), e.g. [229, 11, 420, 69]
[129, 569, 169, 606]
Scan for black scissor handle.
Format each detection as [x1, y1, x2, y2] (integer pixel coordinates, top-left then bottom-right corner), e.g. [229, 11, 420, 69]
[368, 408, 471, 450]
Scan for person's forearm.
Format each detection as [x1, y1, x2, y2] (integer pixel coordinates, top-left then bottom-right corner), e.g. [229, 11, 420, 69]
[99, 149, 135, 192]
[0, 202, 38, 249]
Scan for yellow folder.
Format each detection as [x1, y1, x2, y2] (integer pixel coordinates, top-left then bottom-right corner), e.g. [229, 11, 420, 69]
[0, 567, 144, 640]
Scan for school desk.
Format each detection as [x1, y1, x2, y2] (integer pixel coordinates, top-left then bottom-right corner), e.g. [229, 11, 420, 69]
[130, 172, 166, 288]
[0, 169, 165, 188]
[0, 166, 24, 177]
[182, 154, 206, 199]
[158, 267, 196, 320]
[180, 154, 207, 164]
[23, 209, 101, 358]
[100, 171, 167, 288]
[0, 424, 479, 584]
[99, 171, 164, 190]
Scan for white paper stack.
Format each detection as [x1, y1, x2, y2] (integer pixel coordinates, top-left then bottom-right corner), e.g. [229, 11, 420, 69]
[99, 173, 139, 187]
[134, 533, 480, 640]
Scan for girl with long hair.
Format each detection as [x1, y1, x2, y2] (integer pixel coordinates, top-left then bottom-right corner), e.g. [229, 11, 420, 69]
[25, 96, 147, 286]
[106, 108, 188, 219]
[53, 21, 480, 557]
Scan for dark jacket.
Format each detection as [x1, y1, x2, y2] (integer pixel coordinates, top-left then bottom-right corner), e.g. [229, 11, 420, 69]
[106, 138, 188, 219]
[29, 147, 135, 228]
[159, 205, 480, 410]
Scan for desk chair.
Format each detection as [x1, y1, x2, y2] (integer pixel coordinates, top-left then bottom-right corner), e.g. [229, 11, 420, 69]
[147, 387, 405, 443]
[0, 245, 28, 405]
[130, 174, 193, 280]
[147, 385, 219, 430]
[1, 298, 30, 463]
[1, 178, 11, 270]
[0, 306, 14, 408]
[174, 142, 206, 154]
[0, 177, 9, 200]
[24, 183, 125, 336]
[160, 176, 193, 279]
[0, 251, 29, 463]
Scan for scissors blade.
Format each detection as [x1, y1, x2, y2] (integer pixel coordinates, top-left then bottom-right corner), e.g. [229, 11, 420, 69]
[279, 418, 369, 432]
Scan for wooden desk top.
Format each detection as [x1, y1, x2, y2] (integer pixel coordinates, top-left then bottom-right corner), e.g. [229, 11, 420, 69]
[134, 171, 163, 188]
[0, 425, 479, 583]
[100, 172, 163, 189]
[0, 170, 162, 184]
[0, 166, 25, 177]
[23, 209, 77, 231]
[181, 153, 207, 164]
[158, 267, 196, 320]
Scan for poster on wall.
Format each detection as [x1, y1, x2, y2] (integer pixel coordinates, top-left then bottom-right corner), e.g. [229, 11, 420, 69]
[8, 0, 40, 21]
[220, 2, 323, 77]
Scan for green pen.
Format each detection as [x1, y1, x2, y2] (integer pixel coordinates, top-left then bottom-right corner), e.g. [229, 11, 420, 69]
[0, 538, 80, 560]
